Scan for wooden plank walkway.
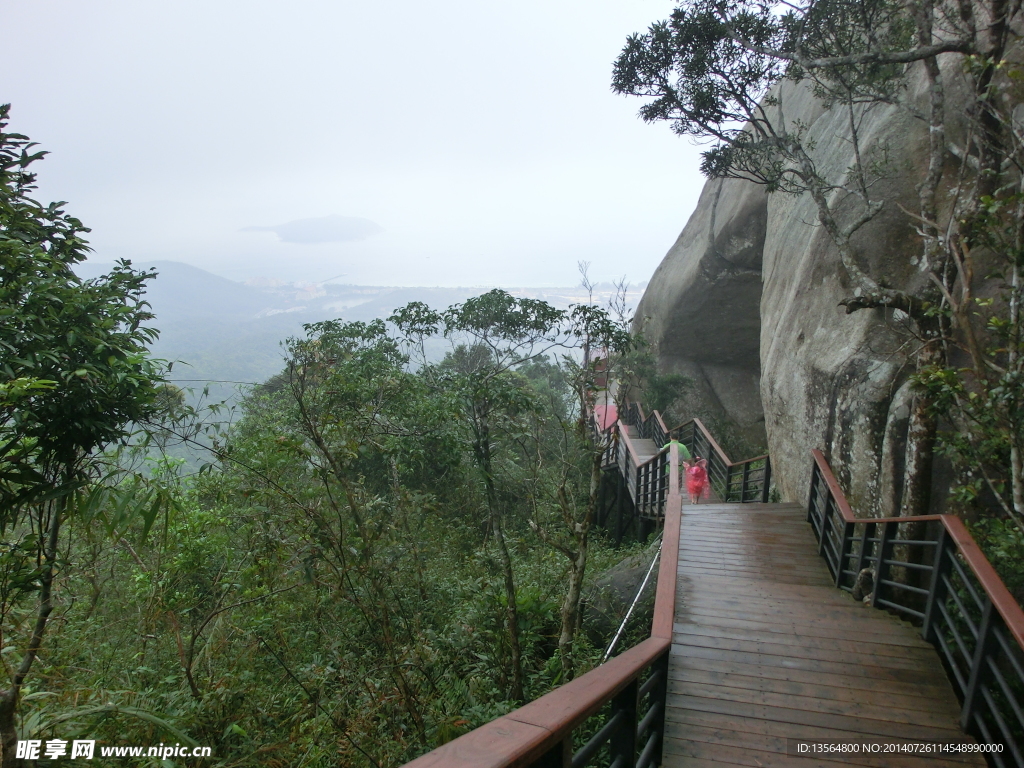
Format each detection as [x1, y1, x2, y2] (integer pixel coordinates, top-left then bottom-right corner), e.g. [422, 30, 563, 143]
[663, 501, 986, 767]
[625, 425, 659, 464]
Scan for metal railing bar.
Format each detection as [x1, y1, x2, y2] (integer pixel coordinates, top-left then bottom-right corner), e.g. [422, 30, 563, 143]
[971, 712, 1007, 768]
[824, 536, 843, 566]
[882, 559, 935, 571]
[571, 710, 625, 768]
[826, 532, 844, 560]
[874, 598, 925, 620]
[948, 555, 985, 613]
[942, 573, 980, 639]
[892, 539, 940, 546]
[824, 528, 841, 555]
[635, 730, 660, 768]
[878, 579, 931, 597]
[936, 600, 975, 669]
[636, 700, 662, 741]
[980, 684, 1024, 767]
[992, 623, 1024, 683]
[638, 669, 662, 699]
[811, 493, 828, 518]
[984, 655, 1024, 731]
[934, 628, 968, 692]
[609, 754, 627, 768]
[825, 554, 840, 579]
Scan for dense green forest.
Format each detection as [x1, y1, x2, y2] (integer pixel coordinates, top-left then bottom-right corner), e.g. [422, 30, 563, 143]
[0, 108, 661, 767]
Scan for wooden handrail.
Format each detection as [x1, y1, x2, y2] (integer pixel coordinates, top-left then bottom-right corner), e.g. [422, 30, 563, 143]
[810, 448, 1024, 669]
[401, 637, 671, 768]
[652, 410, 669, 438]
[402, 444, 683, 768]
[615, 419, 644, 467]
[689, 417, 732, 466]
[652, 446, 681, 639]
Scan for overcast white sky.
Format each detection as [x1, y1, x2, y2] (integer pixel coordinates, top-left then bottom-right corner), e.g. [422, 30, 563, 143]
[4, 0, 704, 287]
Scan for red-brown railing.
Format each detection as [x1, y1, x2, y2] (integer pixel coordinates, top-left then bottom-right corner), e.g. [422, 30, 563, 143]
[618, 400, 772, 506]
[670, 417, 770, 503]
[403, 445, 683, 768]
[613, 417, 670, 518]
[808, 450, 1024, 766]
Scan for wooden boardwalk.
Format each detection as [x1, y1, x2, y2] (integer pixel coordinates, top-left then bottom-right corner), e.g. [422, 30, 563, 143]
[625, 425, 659, 464]
[663, 501, 986, 767]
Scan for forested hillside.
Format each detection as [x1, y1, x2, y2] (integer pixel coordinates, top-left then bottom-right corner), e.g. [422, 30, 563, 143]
[1, 111, 655, 767]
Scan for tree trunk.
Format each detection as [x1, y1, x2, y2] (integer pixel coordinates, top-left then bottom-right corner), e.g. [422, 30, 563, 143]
[474, 411, 525, 702]
[900, 339, 941, 518]
[490, 510, 525, 702]
[557, 432, 606, 679]
[558, 548, 586, 681]
[0, 498, 63, 768]
[1008, 241, 1024, 524]
[0, 692, 17, 768]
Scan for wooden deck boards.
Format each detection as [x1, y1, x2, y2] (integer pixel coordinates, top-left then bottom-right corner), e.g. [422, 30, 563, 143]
[662, 502, 986, 767]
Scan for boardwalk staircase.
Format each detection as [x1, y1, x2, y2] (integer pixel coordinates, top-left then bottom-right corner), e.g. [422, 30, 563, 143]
[405, 396, 1024, 768]
[597, 398, 771, 535]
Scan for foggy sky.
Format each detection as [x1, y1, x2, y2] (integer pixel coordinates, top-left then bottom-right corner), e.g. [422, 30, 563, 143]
[3, 0, 703, 287]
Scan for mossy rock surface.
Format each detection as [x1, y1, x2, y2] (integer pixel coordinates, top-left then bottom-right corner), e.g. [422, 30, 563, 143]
[582, 541, 660, 646]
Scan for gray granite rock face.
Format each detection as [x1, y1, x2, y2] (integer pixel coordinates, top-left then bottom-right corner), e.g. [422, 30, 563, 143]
[634, 72, 962, 514]
[635, 175, 770, 456]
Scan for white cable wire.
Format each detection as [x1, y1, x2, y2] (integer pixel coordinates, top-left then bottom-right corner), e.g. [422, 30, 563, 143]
[602, 533, 663, 663]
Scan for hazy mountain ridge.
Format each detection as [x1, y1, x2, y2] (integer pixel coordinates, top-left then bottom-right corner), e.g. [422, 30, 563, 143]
[77, 261, 645, 394]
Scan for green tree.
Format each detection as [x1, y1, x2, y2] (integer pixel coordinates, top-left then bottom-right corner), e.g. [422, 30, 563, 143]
[392, 291, 565, 702]
[281, 318, 441, 747]
[613, 0, 1022, 519]
[0, 104, 165, 766]
[527, 300, 634, 679]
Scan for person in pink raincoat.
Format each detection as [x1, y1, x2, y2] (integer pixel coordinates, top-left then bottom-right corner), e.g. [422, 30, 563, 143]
[683, 458, 709, 504]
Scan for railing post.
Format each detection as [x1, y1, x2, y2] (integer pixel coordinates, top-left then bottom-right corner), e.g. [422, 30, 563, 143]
[836, 522, 855, 588]
[807, 463, 820, 526]
[646, 650, 669, 768]
[741, 461, 750, 503]
[870, 521, 898, 608]
[534, 736, 572, 768]
[761, 457, 771, 503]
[609, 679, 638, 768]
[638, 463, 646, 515]
[853, 522, 875, 580]
[960, 599, 996, 732]
[922, 526, 951, 644]
[818, 498, 833, 558]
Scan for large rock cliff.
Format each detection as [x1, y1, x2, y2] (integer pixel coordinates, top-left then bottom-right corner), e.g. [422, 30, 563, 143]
[634, 72, 968, 515]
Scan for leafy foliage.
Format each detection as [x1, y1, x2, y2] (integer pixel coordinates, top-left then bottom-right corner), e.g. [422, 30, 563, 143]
[0, 104, 170, 766]
[12, 294, 646, 766]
